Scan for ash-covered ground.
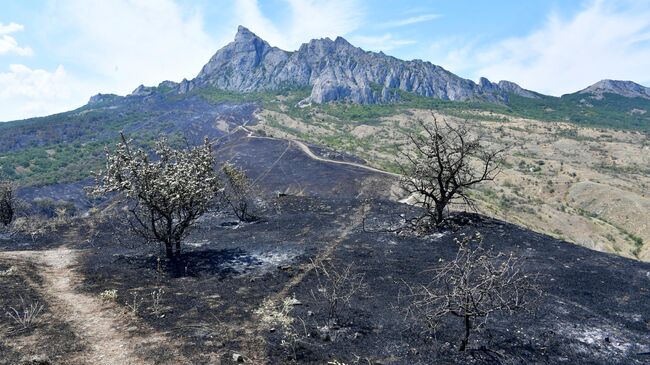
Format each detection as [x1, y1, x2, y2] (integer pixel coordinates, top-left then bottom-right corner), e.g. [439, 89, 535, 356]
[1, 130, 649, 365]
[67, 195, 648, 365]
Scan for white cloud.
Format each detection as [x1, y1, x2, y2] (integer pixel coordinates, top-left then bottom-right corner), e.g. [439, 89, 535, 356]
[0, 64, 90, 121]
[0, 0, 222, 121]
[381, 14, 440, 28]
[233, 0, 364, 50]
[350, 34, 416, 52]
[50, 0, 217, 95]
[0, 22, 32, 56]
[428, 37, 481, 72]
[0, 22, 24, 34]
[436, 0, 650, 95]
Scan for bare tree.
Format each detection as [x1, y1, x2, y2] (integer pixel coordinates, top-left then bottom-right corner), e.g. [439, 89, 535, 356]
[310, 260, 367, 324]
[89, 134, 222, 259]
[0, 180, 15, 227]
[221, 162, 260, 222]
[406, 232, 541, 351]
[399, 117, 503, 230]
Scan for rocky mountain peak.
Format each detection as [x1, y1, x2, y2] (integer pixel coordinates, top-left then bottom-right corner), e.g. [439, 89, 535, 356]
[234, 25, 259, 42]
[578, 79, 650, 100]
[145, 26, 543, 105]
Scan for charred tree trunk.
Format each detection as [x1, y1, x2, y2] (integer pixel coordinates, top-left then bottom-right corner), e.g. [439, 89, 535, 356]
[174, 239, 182, 257]
[164, 241, 174, 260]
[460, 315, 471, 351]
[435, 203, 446, 226]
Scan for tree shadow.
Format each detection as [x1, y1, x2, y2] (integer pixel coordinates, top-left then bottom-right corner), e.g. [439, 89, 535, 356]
[116, 248, 264, 278]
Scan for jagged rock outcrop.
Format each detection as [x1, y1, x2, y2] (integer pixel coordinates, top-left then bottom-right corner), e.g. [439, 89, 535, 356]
[126, 26, 541, 105]
[498, 80, 540, 99]
[577, 80, 650, 100]
[131, 85, 156, 97]
[186, 26, 520, 104]
[121, 27, 650, 107]
[88, 93, 121, 105]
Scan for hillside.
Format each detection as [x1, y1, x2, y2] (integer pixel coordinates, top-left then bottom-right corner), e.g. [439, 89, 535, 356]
[1, 138, 649, 363]
[0, 25, 648, 266]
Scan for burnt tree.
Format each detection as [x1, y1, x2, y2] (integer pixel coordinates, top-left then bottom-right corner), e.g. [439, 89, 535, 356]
[407, 232, 541, 351]
[221, 162, 260, 222]
[400, 117, 503, 230]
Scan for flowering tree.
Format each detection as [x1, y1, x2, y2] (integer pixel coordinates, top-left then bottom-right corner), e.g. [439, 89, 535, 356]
[90, 134, 222, 259]
[0, 180, 15, 227]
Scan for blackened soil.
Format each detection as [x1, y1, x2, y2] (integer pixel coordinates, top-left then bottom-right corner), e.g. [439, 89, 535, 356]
[213, 131, 396, 200]
[67, 196, 650, 364]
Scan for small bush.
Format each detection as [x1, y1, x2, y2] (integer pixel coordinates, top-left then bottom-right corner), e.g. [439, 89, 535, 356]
[310, 260, 367, 324]
[6, 296, 44, 330]
[0, 181, 15, 227]
[99, 289, 118, 301]
[0, 266, 18, 277]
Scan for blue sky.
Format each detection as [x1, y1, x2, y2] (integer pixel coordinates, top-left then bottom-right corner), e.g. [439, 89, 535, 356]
[1, 0, 650, 121]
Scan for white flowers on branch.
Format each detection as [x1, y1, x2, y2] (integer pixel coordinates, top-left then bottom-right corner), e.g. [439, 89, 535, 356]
[89, 134, 223, 259]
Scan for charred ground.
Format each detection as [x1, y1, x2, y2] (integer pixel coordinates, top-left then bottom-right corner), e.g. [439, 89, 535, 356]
[0, 118, 649, 365]
[2, 192, 649, 364]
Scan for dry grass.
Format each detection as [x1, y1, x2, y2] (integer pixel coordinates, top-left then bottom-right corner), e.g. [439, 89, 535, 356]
[254, 107, 650, 261]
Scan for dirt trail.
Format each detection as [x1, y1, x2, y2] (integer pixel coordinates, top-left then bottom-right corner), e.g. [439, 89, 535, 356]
[274, 203, 370, 299]
[1, 247, 184, 365]
[237, 125, 401, 178]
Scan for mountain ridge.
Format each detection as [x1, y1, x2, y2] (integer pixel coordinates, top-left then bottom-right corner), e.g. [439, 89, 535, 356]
[127, 26, 541, 105]
[120, 26, 650, 108]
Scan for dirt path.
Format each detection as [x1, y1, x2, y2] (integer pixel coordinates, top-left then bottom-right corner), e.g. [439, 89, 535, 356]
[1, 247, 183, 365]
[237, 125, 401, 178]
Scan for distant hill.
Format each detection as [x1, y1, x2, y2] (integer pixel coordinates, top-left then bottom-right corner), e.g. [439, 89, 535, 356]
[1, 24, 649, 187]
[577, 79, 650, 100]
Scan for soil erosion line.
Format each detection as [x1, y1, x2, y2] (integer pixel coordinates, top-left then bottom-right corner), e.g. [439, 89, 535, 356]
[243, 204, 369, 364]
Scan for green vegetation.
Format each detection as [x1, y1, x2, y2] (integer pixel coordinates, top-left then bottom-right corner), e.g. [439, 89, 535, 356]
[2, 84, 649, 188]
[507, 93, 650, 133]
[192, 85, 311, 110]
[0, 103, 174, 186]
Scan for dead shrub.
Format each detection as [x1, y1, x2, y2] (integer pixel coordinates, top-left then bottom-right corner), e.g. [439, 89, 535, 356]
[405, 232, 541, 351]
[309, 260, 367, 324]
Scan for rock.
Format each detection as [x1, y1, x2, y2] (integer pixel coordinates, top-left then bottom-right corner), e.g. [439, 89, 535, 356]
[190, 26, 518, 105]
[318, 326, 331, 341]
[498, 80, 540, 99]
[87, 93, 121, 105]
[23, 355, 51, 365]
[130, 84, 155, 97]
[232, 353, 244, 363]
